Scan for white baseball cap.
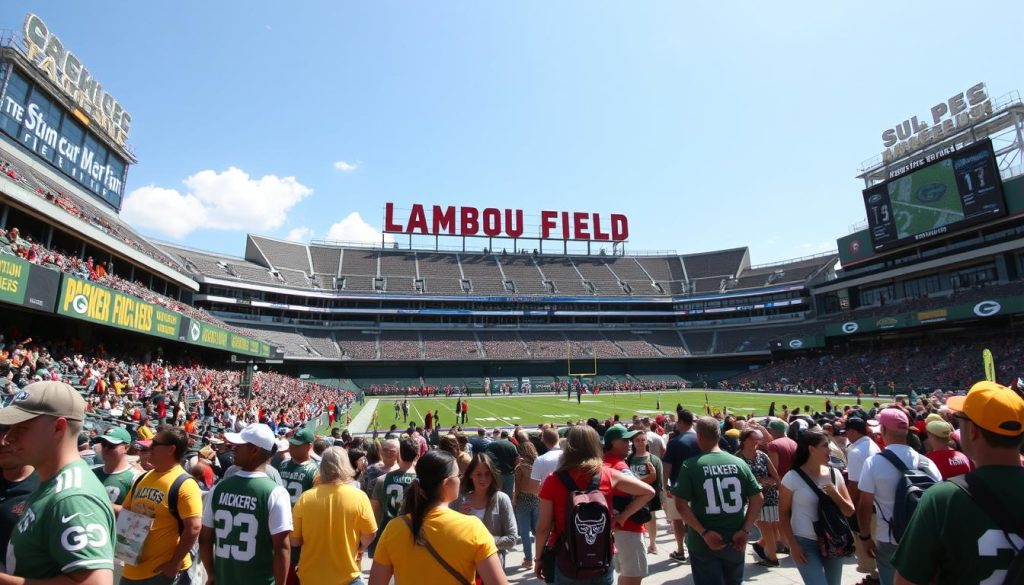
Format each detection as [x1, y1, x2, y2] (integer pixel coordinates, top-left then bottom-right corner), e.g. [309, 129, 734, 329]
[224, 423, 277, 452]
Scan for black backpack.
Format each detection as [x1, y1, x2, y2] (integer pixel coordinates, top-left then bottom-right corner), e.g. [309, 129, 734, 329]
[877, 450, 937, 543]
[556, 471, 613, 579]
[795, 467, 855, 558]
[950, 472, 1024, 585]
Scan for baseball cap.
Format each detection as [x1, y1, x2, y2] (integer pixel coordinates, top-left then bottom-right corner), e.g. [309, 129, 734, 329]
[603, 424, 638, 443]
[132, 439, 153, 450]
[0, 381, 85, 424]
[289, 426, 315, 446]
[724, 428, 741, 439]
[878, 409, 909, 431]
[768, 420, 788, 434]
[946, 381, 1024, 437]
[100, 427, 132, 445]
[225, 423, 277, 452]
[925, 413, 945, 424]
[926, 420, 953, 439]
[844, 417, 868, 435]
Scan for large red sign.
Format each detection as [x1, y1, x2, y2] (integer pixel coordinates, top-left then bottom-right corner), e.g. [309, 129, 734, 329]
[384, 203, 629, 242]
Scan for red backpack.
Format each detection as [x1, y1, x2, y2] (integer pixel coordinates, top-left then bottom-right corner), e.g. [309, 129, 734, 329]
[556, 470, 613, 579]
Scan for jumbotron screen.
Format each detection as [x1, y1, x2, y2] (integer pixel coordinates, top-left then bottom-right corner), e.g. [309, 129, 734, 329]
[863, 139, 1005, 252]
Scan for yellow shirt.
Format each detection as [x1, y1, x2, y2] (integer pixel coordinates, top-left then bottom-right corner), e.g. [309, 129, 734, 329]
[374, 506, 497, 585]
[137, 425, 155, 440]
[121, 465, 203, 579]
[293, 483, 377, 584]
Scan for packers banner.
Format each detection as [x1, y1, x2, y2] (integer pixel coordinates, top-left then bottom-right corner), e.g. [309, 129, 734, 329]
[0, 255, 61, 311]
[181, 318, 273, 358]
[826, 295, 1024, 336]
[57, 274, 181, 339]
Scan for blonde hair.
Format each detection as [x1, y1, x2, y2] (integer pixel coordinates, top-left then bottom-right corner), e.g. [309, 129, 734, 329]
[556, 426, 603, 476]
[318, 446, 356, 483]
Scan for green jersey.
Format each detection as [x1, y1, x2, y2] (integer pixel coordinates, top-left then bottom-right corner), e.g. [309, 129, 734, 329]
[92, 465, 137, 505]
[626, 453, 663, 495]
[372, 469, 416, 524]
[672, 450, 761, 552]
[204, 472, 293, 585]
[893, 466, 1024, 585]
[6, 459, 115, 578]
[274, 458, 319, 505]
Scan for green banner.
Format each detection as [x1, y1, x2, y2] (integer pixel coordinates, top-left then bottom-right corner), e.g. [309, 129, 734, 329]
[0, 255, 30, 305]
[781, 335, 825, 350]
[184, 320, 272, 358]
[826, 295, 1024, 336]
[57, 275, 181, 339]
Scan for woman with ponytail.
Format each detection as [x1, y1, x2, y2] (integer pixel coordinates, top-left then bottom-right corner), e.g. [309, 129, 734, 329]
[369, 450, 508, 585]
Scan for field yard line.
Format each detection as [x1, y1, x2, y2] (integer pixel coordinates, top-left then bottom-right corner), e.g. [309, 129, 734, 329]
[463, 399, 521, 428]
[347, 399, 379, 434]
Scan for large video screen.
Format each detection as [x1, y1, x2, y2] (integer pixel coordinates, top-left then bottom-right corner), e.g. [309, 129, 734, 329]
[863, 139, 1005, 252]
[0, 66, 127, 210]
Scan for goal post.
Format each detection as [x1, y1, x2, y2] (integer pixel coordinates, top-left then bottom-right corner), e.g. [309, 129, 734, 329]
[567, 341, 597, 377]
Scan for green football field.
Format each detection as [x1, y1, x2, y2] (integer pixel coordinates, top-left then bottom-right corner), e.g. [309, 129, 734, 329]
[344, 390, 862, 432]
[889, 158, 964, 238]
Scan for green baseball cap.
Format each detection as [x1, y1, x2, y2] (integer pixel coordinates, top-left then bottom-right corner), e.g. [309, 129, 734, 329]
[289, 426, 315, 446]
[603, 424, 638, 444]
[100, 427, 132, 445]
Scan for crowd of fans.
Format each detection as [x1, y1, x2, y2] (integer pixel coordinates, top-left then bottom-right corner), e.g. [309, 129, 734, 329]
[0, 321, 1021, 585]
[1, 156, 182, 270]
[0, 332, 351, 443]
[724, 331, 1024, 395]
[0, 222, 269, 343]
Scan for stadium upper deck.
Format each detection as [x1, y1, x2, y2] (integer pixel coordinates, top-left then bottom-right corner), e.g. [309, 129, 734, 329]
[162, 234, 838, 298]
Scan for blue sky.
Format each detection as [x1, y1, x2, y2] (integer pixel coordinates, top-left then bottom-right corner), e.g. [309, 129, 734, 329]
[7, 1, 1023, 263]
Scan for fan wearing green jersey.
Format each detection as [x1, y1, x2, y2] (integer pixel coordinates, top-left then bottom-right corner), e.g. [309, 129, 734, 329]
[275, 426, 319, 585]
[673, 417, 763, 585]
[201, 424, 293, 585]
[92, 426, 138, 514]
[276, 426, 320, 505]
[0, 381, 116, 584]
[368, 437, 418, 558]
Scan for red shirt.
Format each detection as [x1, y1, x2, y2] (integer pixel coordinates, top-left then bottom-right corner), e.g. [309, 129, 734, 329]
[768, 437, 798, 477]
[539, 467, 614, 544]
[926, 448, 974, 479]
[602, 453, 646, 533]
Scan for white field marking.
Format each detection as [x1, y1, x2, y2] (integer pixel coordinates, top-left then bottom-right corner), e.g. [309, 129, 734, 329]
[463, 398, 522, 427]
[346, 399, 379, 433]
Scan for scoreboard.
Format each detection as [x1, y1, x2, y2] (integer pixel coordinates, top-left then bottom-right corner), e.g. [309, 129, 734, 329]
[863, 139, 1005, 252]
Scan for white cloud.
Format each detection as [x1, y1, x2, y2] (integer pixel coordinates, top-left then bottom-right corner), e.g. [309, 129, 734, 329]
[325, 212, 395, 244]
[120, 186, 207, 239]
[285, 226, 314, 242]
[122, 167, 312, 239]
[332, 160, 359, 172]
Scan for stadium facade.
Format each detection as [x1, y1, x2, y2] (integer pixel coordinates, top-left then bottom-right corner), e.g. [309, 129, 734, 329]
[1, 16, 1024, 393]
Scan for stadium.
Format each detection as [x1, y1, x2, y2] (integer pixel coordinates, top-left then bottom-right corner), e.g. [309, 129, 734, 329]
[2, 16, 1024, 432]
[2, 10, 1024, 585]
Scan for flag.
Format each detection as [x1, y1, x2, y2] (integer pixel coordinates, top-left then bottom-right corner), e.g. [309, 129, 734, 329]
[704, 393, 711, 415]
[983, 349, 995, 382]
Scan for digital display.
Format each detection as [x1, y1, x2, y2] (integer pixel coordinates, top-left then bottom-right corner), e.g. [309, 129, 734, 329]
[0, 66, 128, 210]
[863, 139, 1005, 252]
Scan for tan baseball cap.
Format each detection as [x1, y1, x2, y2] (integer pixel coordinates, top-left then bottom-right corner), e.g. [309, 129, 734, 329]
[0, 381, 85, 424]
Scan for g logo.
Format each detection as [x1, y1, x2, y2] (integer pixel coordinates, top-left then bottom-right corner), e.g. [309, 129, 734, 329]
[190, 322, 201, 341]
[788, 339, 803, 349]
[841, 322, 859, 334]
[71, 294, 88, 314]
[60, 524, 108, 552]
[973, 300, 1001, 317]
